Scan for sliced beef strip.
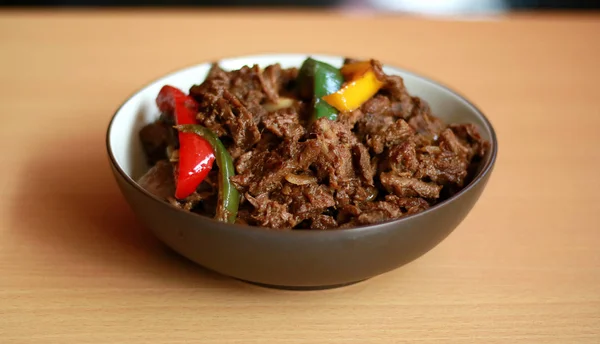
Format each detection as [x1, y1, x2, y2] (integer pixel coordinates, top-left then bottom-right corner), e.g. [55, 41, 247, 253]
[205, 63, 229, 82]
[356, 112, 395, 144]
[407, 97, 445, 141]
[366, 118, 415, 155]
[385, 140, 420, 175]
[262, 107, 305, 140]
[139, 121, 171, 165]
[190, 81, 228, 137]
[333, 179, 378, 207]
[190, 64, 265, 155]
[272, 66, 299, 99]
[296, 139, 321, 170]
[308, 118, 357, 188]
[191, 84, 261, 158]
[450, 123, 490, 159]
[356, 201, 403, 225]
[438, 128, 471, 158]
[343, 57, 362, 65]
[379, 171, 442, 199]
[337, 204, 362, 224]
[353, 144, 375, 185]
[274, 183, 336, 224]
[234, 207, 252, 226]
[336, 200, 406, 228]
[361, 95, 392, 117]
[230, 149, 294, 196]
[370, 59, 415, 118]
[227, 64, 268, 105]
[355, 112, 397, 154]
[382, 76, 415, 118]
[221, 89, 262, 151]
[231, 131, 308, 197]
[409, 128, 472, 187]
[415, 146, 469, 186]
[256, 64, 279, 103]
[260, 64, 299, 102]
[384, 195, 430, 215]
[311, 215, 338, 230]
[245, 193, 297, 229]
[137, 160, 176, 200]
[338, 108, 364, 128]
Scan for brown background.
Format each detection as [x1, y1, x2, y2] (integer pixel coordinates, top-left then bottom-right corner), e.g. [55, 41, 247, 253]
[0, 10, 599, 343]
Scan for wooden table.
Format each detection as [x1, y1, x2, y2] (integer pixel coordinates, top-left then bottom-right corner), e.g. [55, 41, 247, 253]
[1, 10, 599, 343]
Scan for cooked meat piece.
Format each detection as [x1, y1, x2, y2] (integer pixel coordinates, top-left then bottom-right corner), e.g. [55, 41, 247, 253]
[361, 95, 391, 117]
[343, 57, 362, 65]
[385, 195, 430, 215]
[221, 89, 262, 151]
[190, 64, 266, 156]
[355, 113, 394, 153]
[357, 201, 403, 225]
[274, 67, 299, 99]
[311, 215, 338, 230]
[356, 112, 395, 140]
[450, 123, 490, 159]
[235, 207, 252, 226]
[334, 179, 378, 206]
[262, 108, 305, 140]
[415, 146, 469, 186]
[309, 118, 356, 188]
[366, 119, 415, 154]
[206, 63, 229, 81]
[137, 160, 175, 200]
[224, 64, 264, 105]
[139, 121, 170, 165]
[257, 64, 279, 103]
[338, 108, 364, 128]
[407, 98, 445, 140]
[385, 140, 420, 175]
[296, 139, 321, 170]
[337, 204, 362, 224]
[234, 149, 260, 175]
[275, 183, 336, 223]
[246, 193, 297, 229]
[382, 77, 415, 118]
[380, 171, 442, 199]
[353, 144, 375, 185]
[439, 128, 471, 158]
[231, 150, 293, 195]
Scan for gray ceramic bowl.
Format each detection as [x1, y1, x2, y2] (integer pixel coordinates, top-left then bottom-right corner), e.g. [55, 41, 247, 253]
[107, 54, 497, 289]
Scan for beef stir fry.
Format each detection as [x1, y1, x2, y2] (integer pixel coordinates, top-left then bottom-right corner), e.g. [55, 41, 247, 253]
[138, 58, 489, 229]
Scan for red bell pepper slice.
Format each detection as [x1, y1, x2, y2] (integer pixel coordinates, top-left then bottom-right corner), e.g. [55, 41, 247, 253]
[156, 85, 215, 199]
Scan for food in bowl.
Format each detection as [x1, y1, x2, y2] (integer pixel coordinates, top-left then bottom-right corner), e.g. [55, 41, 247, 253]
[137, 57, 490, 230]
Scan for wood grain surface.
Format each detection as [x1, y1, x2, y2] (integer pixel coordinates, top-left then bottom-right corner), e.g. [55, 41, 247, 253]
[0, 10, 599, 343]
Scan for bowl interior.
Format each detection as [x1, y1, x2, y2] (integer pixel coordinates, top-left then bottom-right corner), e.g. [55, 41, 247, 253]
[109, 53, 494, 187]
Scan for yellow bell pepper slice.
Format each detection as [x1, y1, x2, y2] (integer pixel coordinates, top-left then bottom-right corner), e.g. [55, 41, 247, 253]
[322, 69, 384, 112]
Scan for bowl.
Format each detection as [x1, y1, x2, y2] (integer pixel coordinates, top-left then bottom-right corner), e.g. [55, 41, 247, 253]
[106, 54, 497, 289]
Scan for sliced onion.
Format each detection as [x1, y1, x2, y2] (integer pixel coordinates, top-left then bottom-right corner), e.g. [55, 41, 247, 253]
[166, 146, 179, 162]
[284, 173, 317, 185]
[365, 188, 378, 202]
[263, 97, 294, 112]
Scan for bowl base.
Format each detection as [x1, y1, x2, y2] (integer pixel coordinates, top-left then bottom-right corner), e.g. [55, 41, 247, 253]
[238, 278, 368, 290]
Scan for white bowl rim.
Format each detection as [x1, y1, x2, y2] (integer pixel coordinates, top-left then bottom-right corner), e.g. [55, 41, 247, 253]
[106, 53, 498, 235]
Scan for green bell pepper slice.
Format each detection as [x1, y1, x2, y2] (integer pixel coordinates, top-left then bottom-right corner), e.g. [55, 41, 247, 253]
[175, 124, 240, 224]
[297, 57, 344, 121]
